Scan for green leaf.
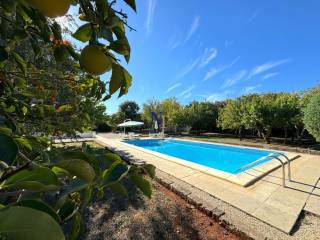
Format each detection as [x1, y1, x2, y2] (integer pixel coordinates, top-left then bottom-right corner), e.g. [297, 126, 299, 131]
[58, 151, 100, 173]
[57, 200, 78, 221]
[0, 127, 12, 135]
[143, 164, 156, 179]
[69, 211, 82, 240]
[102, 161, 129, 185]
[1, 166, 58, 191]
[15, 137, 32, 151]
[12, 51, 27, 74]
[0, 133, 18, 165]
[21, 105, 28, 115]
[124, 0, 136, 12]
[56, 179, 89, 208]
[0, 206, 65, 240]
[80, 185, 92, 208]
[110, 38, 130, 56]
[119, 66, 132, 97]
[55, 159, 96, 182]
[99, 26, 114, 42]
[72, 23, 92, 42]
[109, 63, 132, 97]
[13, 199, 61, 223]
[130, 175, 152, 198]
[0, 46, 8, 62]
[108, 182, 128, 196]
[56, 104, 73, 113]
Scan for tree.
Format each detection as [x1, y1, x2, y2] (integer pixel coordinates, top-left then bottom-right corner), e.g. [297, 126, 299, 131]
[141, 98, 161, 127]
[218, 98, 244, 138]
[119, 100, 140, 120]
[159, 98, 182, 131]
[273, 93, 301, 143]
[184, 101, 222, 134]
[303, 92, 320, 141]
[0, 1, 155, 239]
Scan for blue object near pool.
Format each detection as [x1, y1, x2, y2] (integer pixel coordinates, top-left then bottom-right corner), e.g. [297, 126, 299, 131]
[124, 139, 280, 174]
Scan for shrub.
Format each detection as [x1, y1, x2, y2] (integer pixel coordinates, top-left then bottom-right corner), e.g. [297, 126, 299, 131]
[303, 93, 320, 141]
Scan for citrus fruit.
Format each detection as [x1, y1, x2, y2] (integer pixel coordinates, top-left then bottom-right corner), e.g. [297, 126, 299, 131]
[80, 45, 112, 75]
[26, 0, 70, 18]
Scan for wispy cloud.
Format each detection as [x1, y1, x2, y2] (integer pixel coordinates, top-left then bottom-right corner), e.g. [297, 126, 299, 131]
[222, 70, 247, 89]
[177, 58, 200, 79]
[183, 92, 192, 99]
[205, 91, 232, 102]
[243, 84, 261, 94]
[198, 48, 218, 68]
[203, 56, 240, 82]
[203, 65, 227, 82]
[247, 9, 260, 24]
[165, 83, 182, 93]
[145, 0, 157, 37]
[263, 72, 278, 80]
[248, 59, 289, 79]
[179, 85, 195, 97]
[185, 16, 200, 42]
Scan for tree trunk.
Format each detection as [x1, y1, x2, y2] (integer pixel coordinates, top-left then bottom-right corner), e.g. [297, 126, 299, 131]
[284, 128, 288, 144]
[238, 126, 243, 141]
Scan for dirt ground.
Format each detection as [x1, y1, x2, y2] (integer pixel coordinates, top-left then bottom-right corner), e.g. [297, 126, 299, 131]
[81, 181, 247, 240]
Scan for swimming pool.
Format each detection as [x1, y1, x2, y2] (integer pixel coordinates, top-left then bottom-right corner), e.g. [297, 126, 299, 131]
[124, 138, 281, 174]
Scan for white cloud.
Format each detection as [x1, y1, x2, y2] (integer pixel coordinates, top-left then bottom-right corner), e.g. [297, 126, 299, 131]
[263, 72, 278, 80]
[165, 83, 182, 93]
[243, 84, 261, 94]
[183, 92, 192, 99]
[248, 59, 289, 79]
[146, 0, 157, 37]
[185, 16, 200, 42]
[222, 70, 247, 89]
[205, 91, 232, 102]
[177, 58, 200, 78]
[198, 48, 218, 68]
[179, 85, 195, 97]
[203, 65, 226, 81]
[203, 56, 240, 82]
[247, 9, 260, 24]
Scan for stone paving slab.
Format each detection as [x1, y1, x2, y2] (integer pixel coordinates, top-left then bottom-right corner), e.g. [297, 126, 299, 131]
[95, 136, 320, 234]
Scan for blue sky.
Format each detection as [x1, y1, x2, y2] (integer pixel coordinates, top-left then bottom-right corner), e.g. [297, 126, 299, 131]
[63, 0, 320, 113]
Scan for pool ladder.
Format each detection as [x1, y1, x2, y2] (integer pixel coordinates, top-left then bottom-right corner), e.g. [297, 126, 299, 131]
[238, 152, 291, 187]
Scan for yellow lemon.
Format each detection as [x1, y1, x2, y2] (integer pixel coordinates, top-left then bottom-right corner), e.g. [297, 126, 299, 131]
[80, 45, 112, 75]
[26, 0, 70, 18]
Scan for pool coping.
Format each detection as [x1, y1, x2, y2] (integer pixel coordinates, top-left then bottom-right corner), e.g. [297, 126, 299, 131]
[117, 137, 299, 187]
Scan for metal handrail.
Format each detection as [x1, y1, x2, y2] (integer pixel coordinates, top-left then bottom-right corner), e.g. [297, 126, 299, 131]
[274, 152, 291, 181]
[237, 153, 288, 187]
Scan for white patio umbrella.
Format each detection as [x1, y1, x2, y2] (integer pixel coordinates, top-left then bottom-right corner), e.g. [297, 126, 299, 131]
[117, 120, 144, 134]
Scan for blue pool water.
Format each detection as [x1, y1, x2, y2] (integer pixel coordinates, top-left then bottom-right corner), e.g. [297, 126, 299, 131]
[124, 139, 280, 174]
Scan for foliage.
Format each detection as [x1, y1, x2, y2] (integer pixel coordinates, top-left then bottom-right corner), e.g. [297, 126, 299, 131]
[185, 101, 222, 134]
[218, 93, 302, 143]
[303, 92, 320, 141]
[0, 0, 156, 239]
[118, 100, 140, 120]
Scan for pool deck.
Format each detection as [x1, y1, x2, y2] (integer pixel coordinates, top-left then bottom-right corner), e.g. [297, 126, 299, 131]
[95, 135, 320, 235]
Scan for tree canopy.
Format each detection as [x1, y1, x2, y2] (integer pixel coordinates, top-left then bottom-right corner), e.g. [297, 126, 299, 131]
[0, 1, 155, 239]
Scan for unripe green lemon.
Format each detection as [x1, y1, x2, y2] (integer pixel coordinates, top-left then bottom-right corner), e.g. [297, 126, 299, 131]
[80, 45, 112, 75]
[26, 0, 70, 18]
